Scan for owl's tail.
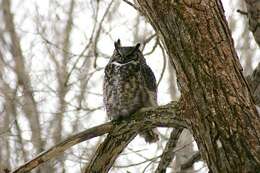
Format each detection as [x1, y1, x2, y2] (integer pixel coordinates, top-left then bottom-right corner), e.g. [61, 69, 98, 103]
[140, 129, 159, 143]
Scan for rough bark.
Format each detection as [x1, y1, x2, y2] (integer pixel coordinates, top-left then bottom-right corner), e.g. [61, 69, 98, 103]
[84, 126, 138, 173]
[136, 0, 260, 172]
[84, 102, 185, 172]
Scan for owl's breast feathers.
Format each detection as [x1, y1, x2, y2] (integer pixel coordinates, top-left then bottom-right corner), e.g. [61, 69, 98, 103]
[103, 61, 157, 119]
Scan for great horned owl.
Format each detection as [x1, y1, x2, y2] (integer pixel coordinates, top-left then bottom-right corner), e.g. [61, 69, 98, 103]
[103, 39, 159, 143]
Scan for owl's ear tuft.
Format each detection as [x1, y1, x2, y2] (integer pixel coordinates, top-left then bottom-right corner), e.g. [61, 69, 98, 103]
[114, 39, 121, 50]
[135, 43, 141, 50]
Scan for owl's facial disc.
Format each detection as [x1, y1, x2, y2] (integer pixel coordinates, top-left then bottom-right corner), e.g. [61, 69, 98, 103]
[113, 46, 140, 63]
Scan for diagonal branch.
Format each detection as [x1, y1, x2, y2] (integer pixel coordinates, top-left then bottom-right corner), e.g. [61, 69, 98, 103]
[12, 102, 186, 173]
[84, 101, 186, 173]
[11, 123, 113, 173]
[84, 126, 138, 173]
[155, 128, 183, 173]
[122, 0, 142, 14]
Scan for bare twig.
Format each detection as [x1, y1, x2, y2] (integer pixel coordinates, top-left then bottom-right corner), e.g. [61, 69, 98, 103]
[141, 33, 157, 51]
[143, 36, 159, 56]
[93, 0, 114, 68]
[122, 0, 142, 14]
[237, 9, 248, 16]
[115, 155, 160, 168]
[0, 120, 16, 136]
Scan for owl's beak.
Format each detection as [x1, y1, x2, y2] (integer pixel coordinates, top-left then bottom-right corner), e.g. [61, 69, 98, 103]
[111, 60, 137, 67]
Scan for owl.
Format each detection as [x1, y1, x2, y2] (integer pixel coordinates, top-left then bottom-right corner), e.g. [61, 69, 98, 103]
[103, 39, 159, 143]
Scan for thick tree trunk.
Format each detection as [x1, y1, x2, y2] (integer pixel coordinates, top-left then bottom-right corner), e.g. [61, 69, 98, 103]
[137, 0, 260, 172]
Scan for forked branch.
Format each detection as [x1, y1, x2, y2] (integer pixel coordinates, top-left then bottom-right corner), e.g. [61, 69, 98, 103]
[12, 102, 186, 173]
[84, 101, 185, 172]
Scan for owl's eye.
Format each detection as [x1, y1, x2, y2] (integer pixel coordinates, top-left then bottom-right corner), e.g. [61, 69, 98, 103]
[111, 51, 121, 62]
[127, 54, 138, 61]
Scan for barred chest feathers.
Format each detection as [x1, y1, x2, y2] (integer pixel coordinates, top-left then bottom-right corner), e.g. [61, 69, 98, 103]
[104, 60, 146, 119]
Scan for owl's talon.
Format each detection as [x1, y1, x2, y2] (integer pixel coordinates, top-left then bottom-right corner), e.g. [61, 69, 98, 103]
[112, 116, 124, 125]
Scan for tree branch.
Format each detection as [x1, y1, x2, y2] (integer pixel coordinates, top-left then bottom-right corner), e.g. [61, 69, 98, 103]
[181, 151, 201, 170]
[155, 128, 183, 173]
[12, 102, 185, 173]
[84, 101, 186, 173]
[122, 0, 142, 14]
[237, 9, 248, 16]
[247, 62, 260, 106]
[84, 125, 138, 172]
[11, 123, 113, 173]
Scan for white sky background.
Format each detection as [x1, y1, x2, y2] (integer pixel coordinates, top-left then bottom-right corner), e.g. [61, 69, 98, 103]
[4, 0, 260, 172]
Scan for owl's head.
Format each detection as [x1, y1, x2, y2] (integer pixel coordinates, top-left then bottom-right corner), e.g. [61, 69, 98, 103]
[110, 39, 144, 66]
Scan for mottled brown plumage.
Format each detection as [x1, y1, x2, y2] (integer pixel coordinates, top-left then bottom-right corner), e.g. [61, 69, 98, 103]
[103, 39, 159, 143]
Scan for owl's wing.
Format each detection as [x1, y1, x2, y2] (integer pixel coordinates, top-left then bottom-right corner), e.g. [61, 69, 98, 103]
[141, 64, 157, 92]
[103, 64, 113, 117]
[141, 64, 157, 106]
